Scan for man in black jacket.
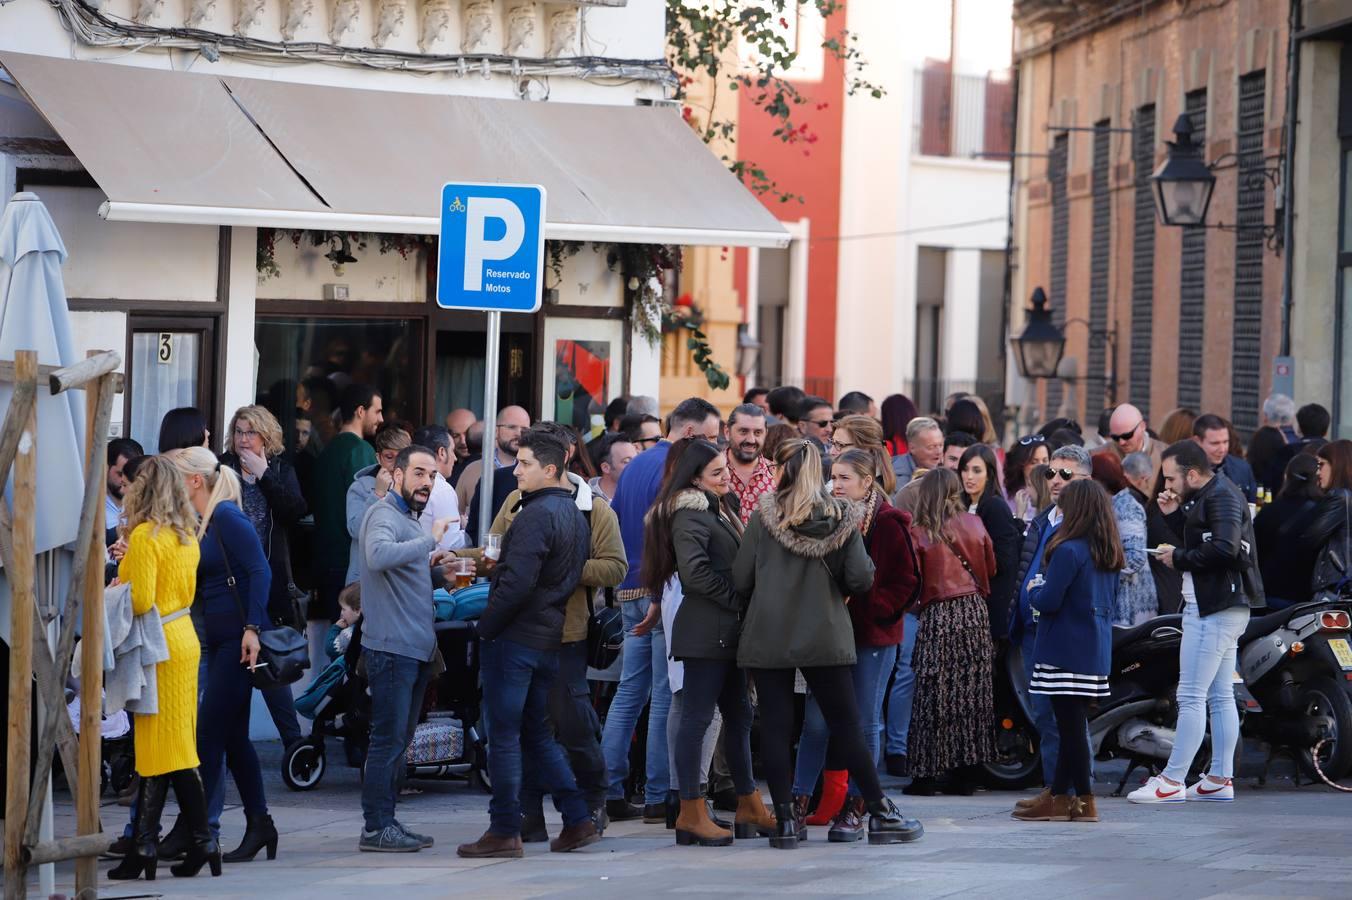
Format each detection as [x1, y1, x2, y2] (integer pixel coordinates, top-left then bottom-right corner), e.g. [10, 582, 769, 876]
[457, 429, 597, 860]
[1129, 440, 1263, 805]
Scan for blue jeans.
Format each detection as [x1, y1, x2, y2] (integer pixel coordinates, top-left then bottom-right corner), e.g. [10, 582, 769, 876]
[481, 638, 591, 835]
[599, 597, 671, 804]
[1163, 603, 1249, 782]
[884, 613, 919, 756]
[199, 641, 268, 839]
[520, 640, 608, 814]
[360, 649, 432, 833]
[1021, 630, 1060, 785]
[793, 644, 898, 796]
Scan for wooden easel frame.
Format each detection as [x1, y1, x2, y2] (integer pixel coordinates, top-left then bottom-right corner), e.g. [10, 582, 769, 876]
[3, 349, 123, 900]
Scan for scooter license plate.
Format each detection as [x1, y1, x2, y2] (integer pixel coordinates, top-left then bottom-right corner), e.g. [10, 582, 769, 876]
[1329, 638, 1352, 670]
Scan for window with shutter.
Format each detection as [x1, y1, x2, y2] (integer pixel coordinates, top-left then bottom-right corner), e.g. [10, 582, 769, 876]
[1088, 121, 1112, 414]
[1177, 89, 1208, 410]
[1231, 71, 1266, 436]
[1047, 132, 1069, 415]
[1131, 105, 1156, 420]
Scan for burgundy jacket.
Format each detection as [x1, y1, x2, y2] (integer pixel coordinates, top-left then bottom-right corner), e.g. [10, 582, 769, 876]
[848, 500, 920, 647]
[910, 512, 996, 608]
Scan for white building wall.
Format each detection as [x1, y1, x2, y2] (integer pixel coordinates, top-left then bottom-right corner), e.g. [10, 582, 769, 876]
[836, 0, 1011, 407]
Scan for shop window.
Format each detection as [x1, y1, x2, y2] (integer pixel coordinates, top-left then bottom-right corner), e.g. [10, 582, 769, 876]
[254, 316, 424, 455]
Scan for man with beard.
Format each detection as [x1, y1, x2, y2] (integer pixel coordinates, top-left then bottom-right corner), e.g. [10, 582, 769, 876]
[105, 437, 143, 544]
[458, 405, 532, 543]
[725, 403, 774, 525]
[356, 445, 456, 852]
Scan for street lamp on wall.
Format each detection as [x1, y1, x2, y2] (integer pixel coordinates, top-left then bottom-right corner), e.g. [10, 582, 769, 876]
[736, 323, 761, 379]
[1151, 114, 1216, 227]
[1010, 287, 1066, 380]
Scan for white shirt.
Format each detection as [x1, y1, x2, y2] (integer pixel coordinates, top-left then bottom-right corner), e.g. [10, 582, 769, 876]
[420, 472, 467, 551]
[105, 494, 123, 530]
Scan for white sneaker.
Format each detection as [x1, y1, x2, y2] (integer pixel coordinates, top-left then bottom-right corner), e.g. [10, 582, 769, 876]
[1127, 775, 1187, 804]
[1186, 776, 1234, 802]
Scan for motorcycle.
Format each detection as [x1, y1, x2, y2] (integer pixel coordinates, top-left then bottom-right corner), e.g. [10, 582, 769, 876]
[1235, 598, 1352, 782]
[985, 614, 1203, 795]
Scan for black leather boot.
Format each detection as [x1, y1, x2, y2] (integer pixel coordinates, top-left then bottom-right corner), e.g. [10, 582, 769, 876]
[664, 790, 679, 829]
[866, 797, 924, 845]
[109, 776, 168, 881]
[168, 769, 222, 878]
[156, 814, 193, 861]
[222, 812, 279, 862]
[791, 794, 811, 842]
[769, 802, 799, 850]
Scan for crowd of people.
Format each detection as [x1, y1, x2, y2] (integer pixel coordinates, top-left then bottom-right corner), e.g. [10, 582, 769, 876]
[95, 378, 1352, 875]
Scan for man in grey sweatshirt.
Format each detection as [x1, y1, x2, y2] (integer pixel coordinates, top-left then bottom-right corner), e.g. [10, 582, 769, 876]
[356, 444, 453, 853]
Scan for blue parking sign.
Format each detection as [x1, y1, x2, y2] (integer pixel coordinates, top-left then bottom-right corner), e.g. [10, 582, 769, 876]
[436, 182, 546, 313]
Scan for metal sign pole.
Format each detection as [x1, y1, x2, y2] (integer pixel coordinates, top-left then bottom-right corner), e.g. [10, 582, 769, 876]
[477, 310, 501, 544]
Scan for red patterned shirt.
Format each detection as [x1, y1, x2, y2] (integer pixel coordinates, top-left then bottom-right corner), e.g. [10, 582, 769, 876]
[726, 454, 776, 524]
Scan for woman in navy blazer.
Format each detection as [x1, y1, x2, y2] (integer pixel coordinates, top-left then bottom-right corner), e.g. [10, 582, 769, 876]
[1013, 480, 1122, 825]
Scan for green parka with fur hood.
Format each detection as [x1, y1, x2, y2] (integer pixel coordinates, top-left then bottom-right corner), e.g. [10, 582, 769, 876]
[733, 493, 876, 669]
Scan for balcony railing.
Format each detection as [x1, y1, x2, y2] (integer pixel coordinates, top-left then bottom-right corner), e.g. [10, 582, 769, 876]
[912, 65, 1014, 160]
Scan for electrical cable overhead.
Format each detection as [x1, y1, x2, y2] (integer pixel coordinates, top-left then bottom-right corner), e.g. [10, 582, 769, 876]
[810, 215, 1008, 243]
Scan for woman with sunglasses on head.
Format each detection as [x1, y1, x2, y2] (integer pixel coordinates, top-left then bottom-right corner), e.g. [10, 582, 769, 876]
[961, 445, 1021, 641]
[735, 439, 922, 848]
[641, 440, 772, 847]
[788, 447, 917, 839]
[1304, 440, 1352, 600]
[903, 468, 997, 797]
[1004, 435, 1050, 524]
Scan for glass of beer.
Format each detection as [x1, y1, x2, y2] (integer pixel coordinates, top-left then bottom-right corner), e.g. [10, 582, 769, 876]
[454, 557, 475, 589]
[484, 533, 501, 562]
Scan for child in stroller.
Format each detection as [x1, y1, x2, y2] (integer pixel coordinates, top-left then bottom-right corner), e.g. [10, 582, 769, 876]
[284, 583, 491, 792]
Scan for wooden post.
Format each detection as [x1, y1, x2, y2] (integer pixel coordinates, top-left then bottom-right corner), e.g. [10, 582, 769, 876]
[4, 351, 38, 900]
[75, 360, 106, 895]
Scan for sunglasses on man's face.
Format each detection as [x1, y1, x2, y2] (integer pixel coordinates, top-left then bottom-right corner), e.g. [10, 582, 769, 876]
[1043, 467, 1078, 482]
[806, 419, 832, 430]
[1110, 420, 1142, 443]
[635, 436, 661, 447]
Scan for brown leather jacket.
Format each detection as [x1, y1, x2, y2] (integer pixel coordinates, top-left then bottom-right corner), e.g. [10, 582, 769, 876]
[909, 512, 996, 607]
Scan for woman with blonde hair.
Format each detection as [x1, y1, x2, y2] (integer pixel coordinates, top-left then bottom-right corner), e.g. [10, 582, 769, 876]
[108, 457, 217, 882]
[830, 415, 898, 495]
[903, 468, 997, 796]
[735, 439, 922, 848]
[163, 447, 278, 866]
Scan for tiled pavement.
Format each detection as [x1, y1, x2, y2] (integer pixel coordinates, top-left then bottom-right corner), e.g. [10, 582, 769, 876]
[13, 744, 1352, 899]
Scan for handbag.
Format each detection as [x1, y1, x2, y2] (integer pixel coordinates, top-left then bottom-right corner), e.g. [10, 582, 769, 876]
[586, 587, 624, 671]
[213, 529, 310, 689]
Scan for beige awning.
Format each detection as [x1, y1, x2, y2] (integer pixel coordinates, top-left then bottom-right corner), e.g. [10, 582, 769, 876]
[0, 51, 789, 248]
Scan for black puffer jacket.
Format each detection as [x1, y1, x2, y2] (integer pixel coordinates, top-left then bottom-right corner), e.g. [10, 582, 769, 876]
[1161, 473, 1265, 616]
[668, 489, 743, 661]
[1303, 487, 1352, 595]
[479, 486, 589, 651]
[219, 451, 307, 621]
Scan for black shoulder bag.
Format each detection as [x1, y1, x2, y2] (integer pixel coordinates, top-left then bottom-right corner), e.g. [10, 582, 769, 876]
[213, 529, 311, 689]
[582, 506, 625, 670]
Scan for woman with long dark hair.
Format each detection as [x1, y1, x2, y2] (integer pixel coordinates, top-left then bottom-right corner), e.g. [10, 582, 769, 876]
[735, 440, 922, 848]
[904, 468, 997, 796]
[1013, 479, 1122, 823]
[158, 407, 211, 453]
[1255, 454, 1323, 608]
[788, 448, 919, 840]
[640, 441, 772, 847]
[1305, 440, 1352, 598]
[960, 444, 1021, 639]
[881, 394, 919, 457]
[1004, 435, 1050, 524]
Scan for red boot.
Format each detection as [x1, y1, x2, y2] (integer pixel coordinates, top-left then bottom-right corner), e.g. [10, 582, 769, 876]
[806, 770, 848, 826]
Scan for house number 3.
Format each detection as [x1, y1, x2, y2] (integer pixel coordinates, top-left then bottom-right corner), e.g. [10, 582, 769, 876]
[157, 333, 173, 364]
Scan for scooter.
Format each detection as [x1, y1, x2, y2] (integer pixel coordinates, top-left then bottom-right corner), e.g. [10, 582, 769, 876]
[1235, 599, 1352, 782]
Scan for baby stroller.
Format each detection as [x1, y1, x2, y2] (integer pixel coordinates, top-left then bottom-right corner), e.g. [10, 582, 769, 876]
[283, 584, 490, 792]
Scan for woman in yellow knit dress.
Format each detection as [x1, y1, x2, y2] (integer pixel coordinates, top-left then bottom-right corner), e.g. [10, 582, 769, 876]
[108, 456, 221, 881]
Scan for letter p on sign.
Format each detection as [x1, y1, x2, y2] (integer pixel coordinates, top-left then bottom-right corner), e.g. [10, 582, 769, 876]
[437, 182, 546, 313]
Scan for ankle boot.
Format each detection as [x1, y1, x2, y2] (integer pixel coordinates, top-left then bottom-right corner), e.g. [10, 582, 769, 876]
[1014, 787, 1051, 811]
[702, 784, 731, 830]
[223, 812, 279, 862]
[827, 795, 867, 843]
[109, 776, 168, 881]
[674, 798, 733, 847]
[733, 792, 776, 839]
[664, 790, 679, 829]
[866, 797, 925, 845]
[791, 795, 812, 842]
[168, 769, 222, 878]
[1070, 794, 1099, 822]
[156, 814, 193, 861]
[1011, 791, 1073, 822]
[807, 770, 848, 826]
[769, 802, 799, 850]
